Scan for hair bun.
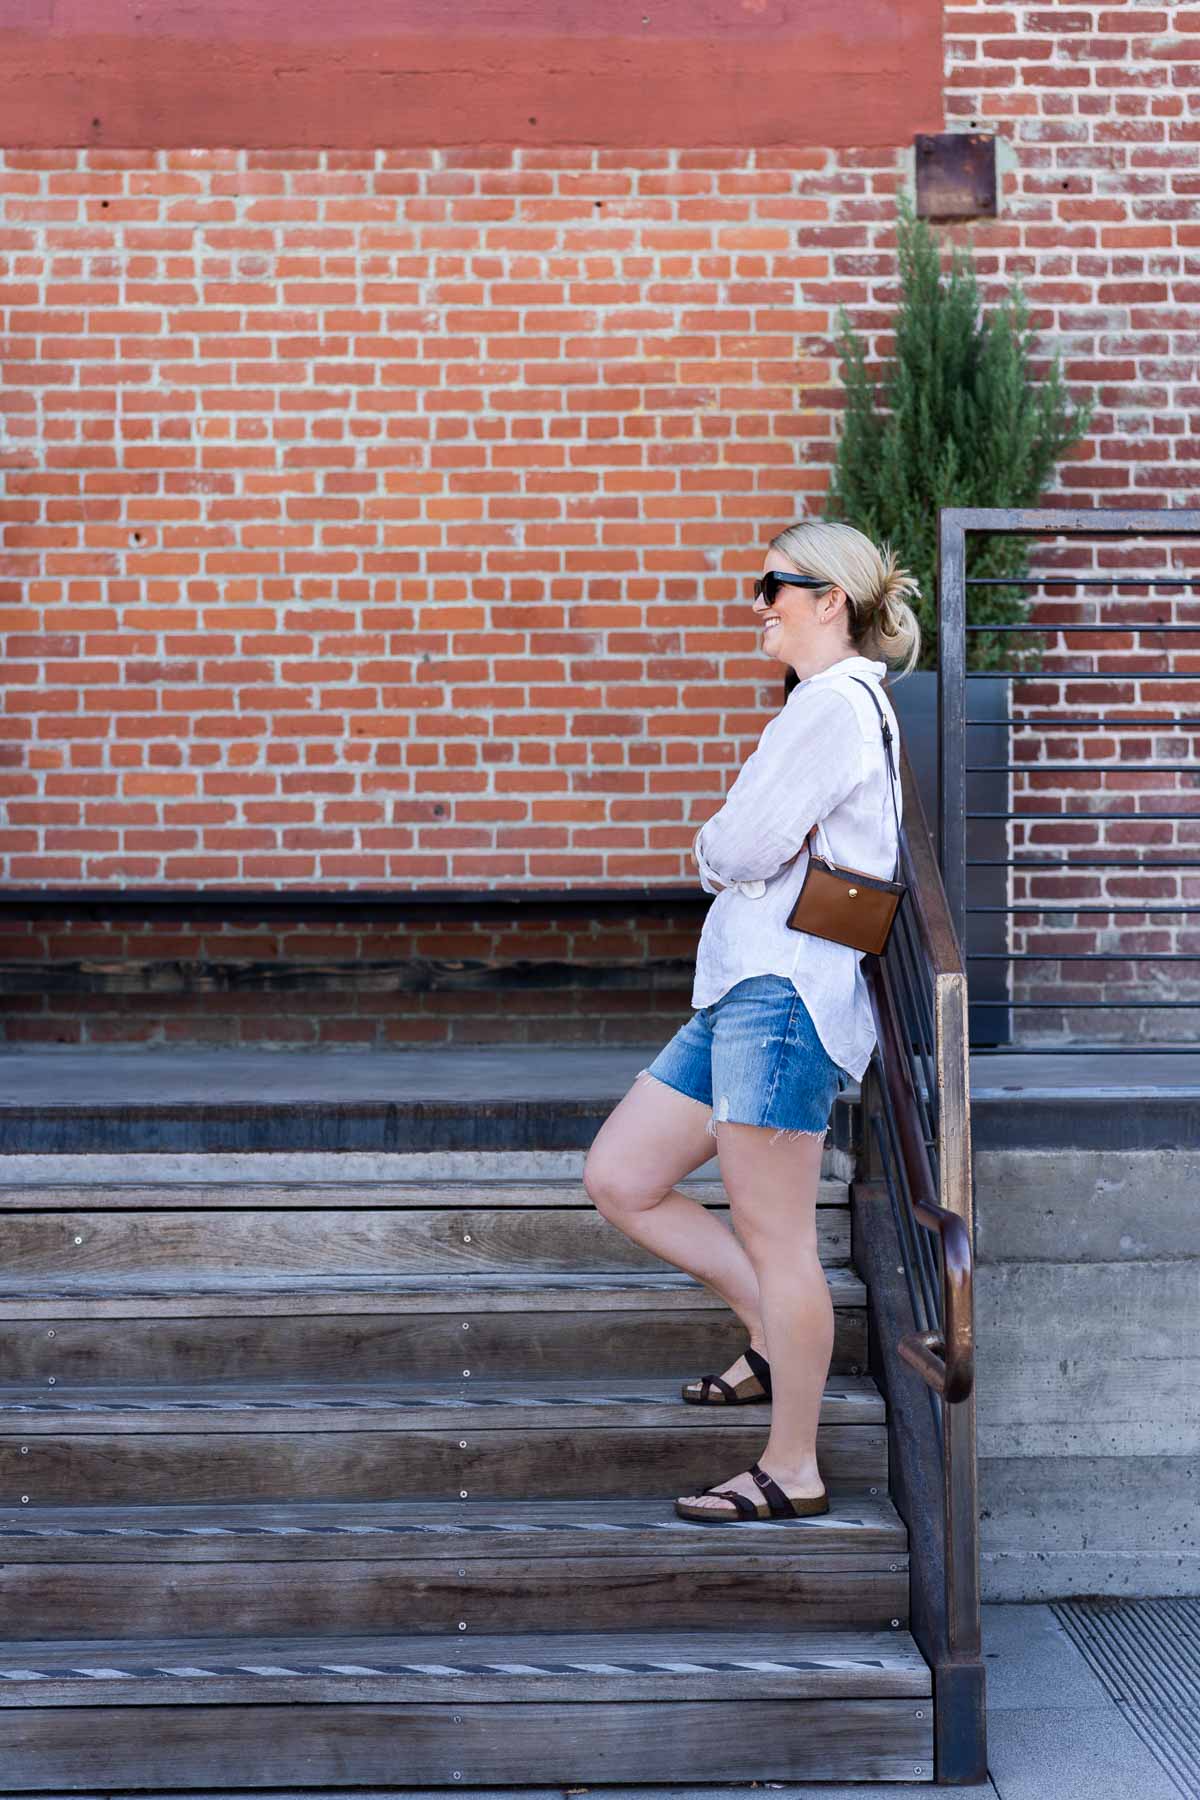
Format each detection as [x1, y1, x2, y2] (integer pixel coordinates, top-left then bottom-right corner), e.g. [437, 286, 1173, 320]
[767, 517, 922, 676]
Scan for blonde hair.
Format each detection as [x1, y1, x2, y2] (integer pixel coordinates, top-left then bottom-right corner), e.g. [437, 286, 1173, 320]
[768, 520, 922, 679]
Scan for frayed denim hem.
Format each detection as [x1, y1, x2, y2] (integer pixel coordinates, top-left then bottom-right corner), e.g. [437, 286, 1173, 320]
[636, 1069, 827, 1144]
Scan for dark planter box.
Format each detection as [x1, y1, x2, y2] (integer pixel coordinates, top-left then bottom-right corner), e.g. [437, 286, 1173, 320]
[889, 671, 1012, 1048]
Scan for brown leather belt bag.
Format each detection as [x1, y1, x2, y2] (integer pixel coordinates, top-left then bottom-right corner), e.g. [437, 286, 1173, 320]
[785, 675, 906, 956]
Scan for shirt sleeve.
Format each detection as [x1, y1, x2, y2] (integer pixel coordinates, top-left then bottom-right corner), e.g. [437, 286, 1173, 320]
[692, 826, 766, 899]
[693, 686, 864, 886]
[692, 825, 726, 895]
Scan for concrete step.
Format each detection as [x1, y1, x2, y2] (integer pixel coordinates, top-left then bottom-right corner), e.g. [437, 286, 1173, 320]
[0, 1043, 859, 1155]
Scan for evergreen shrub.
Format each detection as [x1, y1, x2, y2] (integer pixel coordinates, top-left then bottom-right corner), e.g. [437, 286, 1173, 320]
[825, 190, 1095, 673]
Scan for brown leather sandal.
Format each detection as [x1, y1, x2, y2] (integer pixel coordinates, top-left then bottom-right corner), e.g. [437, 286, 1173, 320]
[674, 1458, 829, 1523]
[681, 1344, 772, 1406]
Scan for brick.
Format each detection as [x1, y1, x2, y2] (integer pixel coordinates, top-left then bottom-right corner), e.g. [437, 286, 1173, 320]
[1, 44, 1199, 1051]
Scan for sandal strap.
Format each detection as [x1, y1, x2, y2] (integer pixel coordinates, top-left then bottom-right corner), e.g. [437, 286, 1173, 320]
[699, 1374, 737, 1403]
[750, 1460, 797, 1518]
[743, 1346, 772, 1398]
[708, 1486, 760, 1519]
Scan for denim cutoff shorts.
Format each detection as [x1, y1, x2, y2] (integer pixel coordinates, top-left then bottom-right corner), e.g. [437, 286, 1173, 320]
[637, 974, 852, 1144]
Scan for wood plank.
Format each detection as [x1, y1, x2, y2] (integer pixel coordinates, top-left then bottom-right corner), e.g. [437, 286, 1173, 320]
[0, 1625, 932, 1705]
[0, 1493, 908, 1560]
[0, 1375, 885, 1436]
[0, 1265, 867, 1317]
[0, 1699, 934, 1787]
[0, 1423, 888, 1503]
[0, 1555, 909, 1638]
[0, 1205, 852, 1276]
[0, 1297, 867, 1382]
[0, 1178, 851, 1211]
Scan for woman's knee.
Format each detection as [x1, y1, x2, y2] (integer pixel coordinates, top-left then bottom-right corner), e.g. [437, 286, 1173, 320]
[582, 1146, 664, 1221]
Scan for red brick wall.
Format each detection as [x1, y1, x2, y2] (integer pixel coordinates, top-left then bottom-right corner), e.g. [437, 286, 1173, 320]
[944, 5, 1200, 1048]
[1, 1, 1197, 1046]
[0, 141, 913, 893]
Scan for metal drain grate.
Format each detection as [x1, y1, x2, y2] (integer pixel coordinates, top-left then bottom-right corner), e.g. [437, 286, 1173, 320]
[1052, 1598, 1200, 1798]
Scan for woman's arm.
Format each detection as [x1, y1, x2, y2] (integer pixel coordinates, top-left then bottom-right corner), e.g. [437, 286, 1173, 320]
[693, 686, 864, 887]
[692, 825, 738, 894]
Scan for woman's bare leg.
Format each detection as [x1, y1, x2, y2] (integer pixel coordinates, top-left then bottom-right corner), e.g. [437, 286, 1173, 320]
[582, 1070, 766, 1364]
[676, 1119, 831, 1510]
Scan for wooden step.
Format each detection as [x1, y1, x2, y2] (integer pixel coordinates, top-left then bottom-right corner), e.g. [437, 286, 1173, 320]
[0, 1280, 868, 1380]
[0, 1202, 850, 1278]
[0, 1553, 910, 1639]
[0, 1493, 908, 1561]
[0, 1146, 919, 1789]
[0, 1493, 909, 1637]
[0, 1262, 866, 1312]
[0, 1377, 888, 1503]
[0, 1373, 884, 1433]
[0, 1622, 930, 1703]
[0, 1175, 852, 1211]
[0, 1627, 934, 1787]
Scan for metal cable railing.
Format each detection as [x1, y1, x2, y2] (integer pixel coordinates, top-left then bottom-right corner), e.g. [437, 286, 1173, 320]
[938, 506, 1200, 1054]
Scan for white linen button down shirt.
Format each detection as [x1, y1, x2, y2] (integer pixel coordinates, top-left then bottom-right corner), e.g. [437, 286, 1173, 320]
[690, 653, 903, 1082]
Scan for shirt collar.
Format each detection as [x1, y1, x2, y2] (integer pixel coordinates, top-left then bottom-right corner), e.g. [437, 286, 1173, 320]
[790, 653, 888, 695]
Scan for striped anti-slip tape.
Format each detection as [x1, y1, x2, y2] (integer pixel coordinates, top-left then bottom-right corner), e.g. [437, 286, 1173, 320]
[0, 1653, 887, 1683]
[0, 1513, 859, 1539]
[1, 1388, 856, 1414]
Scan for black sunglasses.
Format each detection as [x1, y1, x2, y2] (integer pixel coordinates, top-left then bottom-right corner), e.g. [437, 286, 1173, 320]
[753, 572, 833, 606]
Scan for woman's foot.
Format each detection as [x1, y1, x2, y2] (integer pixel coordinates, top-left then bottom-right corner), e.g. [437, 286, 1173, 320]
[675, 1460, 828, 1518]
[681, 1343, 771, 1405]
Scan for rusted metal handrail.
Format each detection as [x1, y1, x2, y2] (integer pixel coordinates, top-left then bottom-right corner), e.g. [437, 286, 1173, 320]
[870, 927, 974, 1403]
[855, 720, 983, 1779]
[865, 739, 976, 1404]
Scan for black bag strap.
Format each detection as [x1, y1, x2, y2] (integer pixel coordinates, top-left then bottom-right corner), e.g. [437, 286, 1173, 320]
[849, 676, 903, 858]
[807, 674, 902, 876]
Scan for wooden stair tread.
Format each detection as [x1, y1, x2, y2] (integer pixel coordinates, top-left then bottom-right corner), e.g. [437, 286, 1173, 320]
[0, 1266, 866, 1312]
[0, 1624, 931, 1704]
[0, 1493, 907, 1559]
[0, 1373, 885, 1432]
[0, 1177, 850, 1211]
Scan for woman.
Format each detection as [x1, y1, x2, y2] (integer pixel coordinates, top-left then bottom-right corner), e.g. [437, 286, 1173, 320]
[582, 520, 921, 1524]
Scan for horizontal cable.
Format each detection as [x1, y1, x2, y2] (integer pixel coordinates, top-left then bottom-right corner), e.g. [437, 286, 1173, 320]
[966, 905, 1200, 914]
[965, 577, 1200, 588]
[968, 763, 1200, 773]
[967, 810, 1198, 821]
[971, 1043, 1200, 1054]
[967, 858, 1200, 868]
[964, 622, 1200, 631]
[973, 717, 1200, 726]
[967, 951, 1200, 961]
[973, 1000, 1200, 1009]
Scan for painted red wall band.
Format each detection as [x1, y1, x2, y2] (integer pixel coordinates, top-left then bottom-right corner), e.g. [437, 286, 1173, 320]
[0, 1, 942, 149]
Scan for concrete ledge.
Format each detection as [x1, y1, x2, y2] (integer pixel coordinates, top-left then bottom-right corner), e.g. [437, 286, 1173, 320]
[0, 1046, 859, 1157]
[978, 1456, 1200, 1600]
[1, 1045, 1198, 1154]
